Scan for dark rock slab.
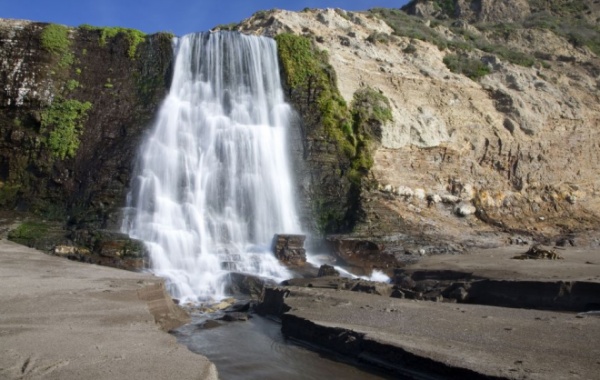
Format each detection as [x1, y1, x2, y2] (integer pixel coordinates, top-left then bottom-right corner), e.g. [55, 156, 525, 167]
[258, 286, 600, 380]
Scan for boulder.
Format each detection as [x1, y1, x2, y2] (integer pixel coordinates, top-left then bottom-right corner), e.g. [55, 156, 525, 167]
[272, 234, 307, 266]
[317, 264, 339, 277]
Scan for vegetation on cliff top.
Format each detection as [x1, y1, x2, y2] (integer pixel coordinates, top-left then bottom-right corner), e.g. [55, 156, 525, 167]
[40, 24, 74, 67]
[79, 25, 146, 59]
[383, 1, 600, 57]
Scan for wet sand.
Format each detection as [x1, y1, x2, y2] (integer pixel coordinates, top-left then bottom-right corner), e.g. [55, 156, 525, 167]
[0, 240, 218, 380]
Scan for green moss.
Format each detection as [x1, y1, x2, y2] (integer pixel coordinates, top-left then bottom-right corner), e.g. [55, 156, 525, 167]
[8, 221, 49, 242]
[349, 87, 393, 181]
[0, 183, 21, 207]
[41, 24, 70, 54]
[40, 24, 73, 68]
[65, 79, 80, 91]
[40, 98, 92, 160]
[276, 34, 394, 232]
[351, 87, 393, 126]
[276, 33, 355, 157]
[80, 25, 146, 59]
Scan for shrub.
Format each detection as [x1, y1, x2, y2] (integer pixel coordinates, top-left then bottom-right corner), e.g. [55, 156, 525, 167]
[443, 54, 491, 80]
[366, 32, 391, 44]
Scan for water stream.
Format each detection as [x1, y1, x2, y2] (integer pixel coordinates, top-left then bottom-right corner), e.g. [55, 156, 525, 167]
[175, 315, 391, 380]
[122, 31, 301, 303]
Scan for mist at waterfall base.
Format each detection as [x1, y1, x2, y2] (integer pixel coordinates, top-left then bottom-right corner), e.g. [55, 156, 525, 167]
[122, 31, 302, 303]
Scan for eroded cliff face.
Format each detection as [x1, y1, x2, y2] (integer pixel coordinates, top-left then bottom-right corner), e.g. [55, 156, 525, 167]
[0, 19, 173, 229]
[236, 4, 600, 256]
[1, 2, 599, 271]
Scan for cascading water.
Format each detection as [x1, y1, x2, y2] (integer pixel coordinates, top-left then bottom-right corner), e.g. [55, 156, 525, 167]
[122, 31, 301, 302]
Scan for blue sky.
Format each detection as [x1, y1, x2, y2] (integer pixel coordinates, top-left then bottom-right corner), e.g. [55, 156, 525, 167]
[2, 1, 410, 36]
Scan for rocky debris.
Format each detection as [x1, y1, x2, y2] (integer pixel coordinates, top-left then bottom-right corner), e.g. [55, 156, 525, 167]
[46, 229, 149, 271]
[508, 236, 529, 245]
[317, 264, 339, 277]
[403, 0, 533, 23]
[326, 236, 396, 270]
[455, 202, 477, 217]
[512, 244, 563, 260]
[225, 272, 276, 299]
[272, 234, 307, 266]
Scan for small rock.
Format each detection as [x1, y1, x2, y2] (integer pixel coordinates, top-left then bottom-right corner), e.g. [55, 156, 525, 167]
[219, 312, 249, 322]
[200, 320, 221, 329]
[396, 186, 414, 197]
[414, 188, 426, 200]
[317, 264, 339, 277]
[449, 286, 469, 302]
[441, 194, 460, 204]
[455, 203, 476, 217]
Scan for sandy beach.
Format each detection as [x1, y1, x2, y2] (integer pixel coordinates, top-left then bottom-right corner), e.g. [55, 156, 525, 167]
[0, 240, 218, 380]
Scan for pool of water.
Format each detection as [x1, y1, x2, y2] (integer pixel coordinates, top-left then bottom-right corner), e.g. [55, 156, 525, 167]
[174, 315, 392, 380]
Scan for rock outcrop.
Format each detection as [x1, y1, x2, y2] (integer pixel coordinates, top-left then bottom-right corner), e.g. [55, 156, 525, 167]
[0, 20, 172, 226]
[236, 3, 600, 253]
[0, 19, 173, 258]
[1, 1, 600, 267]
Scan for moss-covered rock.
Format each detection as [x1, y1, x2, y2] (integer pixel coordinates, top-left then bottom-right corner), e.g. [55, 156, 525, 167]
[275, 33, 357, 233]
[275, 34, 393, 234]
[0, 19, 173, 232]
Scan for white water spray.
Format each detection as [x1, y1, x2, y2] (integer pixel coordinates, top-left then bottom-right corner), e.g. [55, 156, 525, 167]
[123, 32, 301, 302]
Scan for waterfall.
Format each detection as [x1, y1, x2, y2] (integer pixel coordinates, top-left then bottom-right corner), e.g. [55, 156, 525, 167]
[122, 32, 301, 302]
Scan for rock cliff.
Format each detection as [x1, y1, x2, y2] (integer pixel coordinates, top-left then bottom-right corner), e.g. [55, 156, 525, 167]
[1, 0, 599, 269]
[234, 1, 600, 264]
[0, 19, 173, 261]
[0, 19, 172, 229]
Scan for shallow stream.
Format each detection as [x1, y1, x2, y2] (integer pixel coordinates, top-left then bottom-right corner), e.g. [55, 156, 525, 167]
[174, 315, 391, 380]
